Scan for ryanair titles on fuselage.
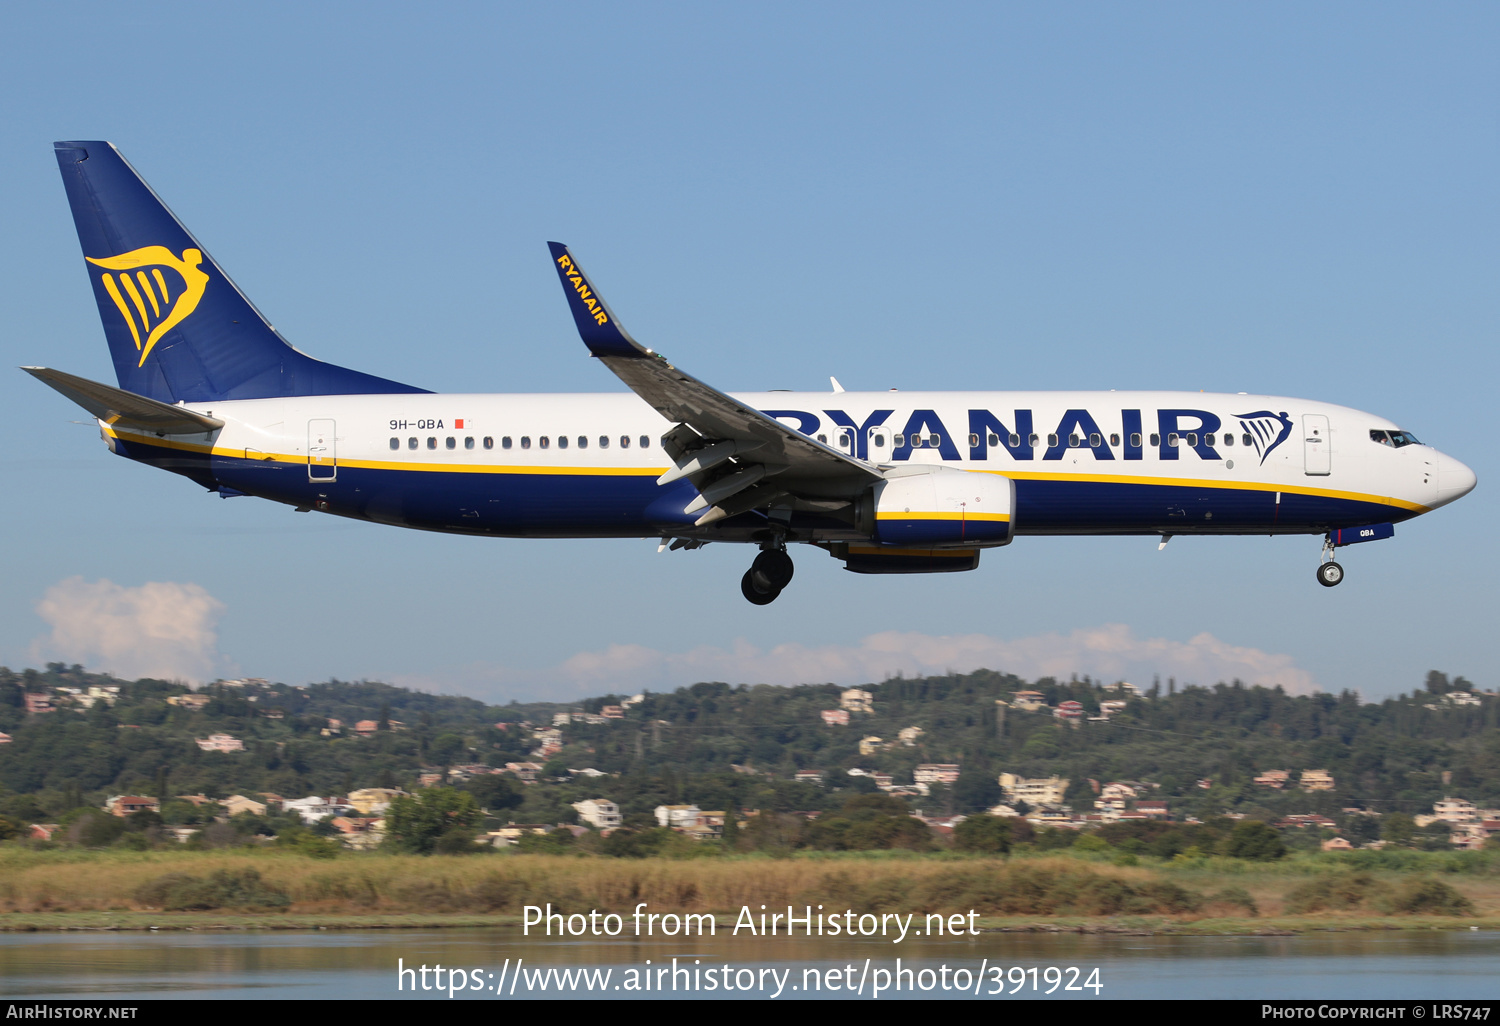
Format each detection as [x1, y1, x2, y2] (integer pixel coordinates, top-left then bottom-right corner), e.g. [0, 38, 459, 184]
[764, 405, 1290, 465]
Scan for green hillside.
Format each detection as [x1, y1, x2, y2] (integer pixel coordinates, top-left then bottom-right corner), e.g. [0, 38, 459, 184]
[0, 663, 1495, 850]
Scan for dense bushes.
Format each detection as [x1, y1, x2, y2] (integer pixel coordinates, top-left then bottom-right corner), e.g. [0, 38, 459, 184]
[1283, 872, 1473, 916]
[134, 868, 290, 911]
[954, 815, 1033, 854]
[826, 862, 1207, 916]
[799, 795, 933, 851]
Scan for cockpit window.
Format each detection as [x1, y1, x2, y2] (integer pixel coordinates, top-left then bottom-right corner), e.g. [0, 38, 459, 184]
[1371, 429, 1422, 448]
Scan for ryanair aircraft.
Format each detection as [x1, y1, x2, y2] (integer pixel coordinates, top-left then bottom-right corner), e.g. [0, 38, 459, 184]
[30, 142, 1476, 604]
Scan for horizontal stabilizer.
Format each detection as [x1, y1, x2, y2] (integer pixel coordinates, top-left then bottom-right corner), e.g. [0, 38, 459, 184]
[22, 366, 223, 434]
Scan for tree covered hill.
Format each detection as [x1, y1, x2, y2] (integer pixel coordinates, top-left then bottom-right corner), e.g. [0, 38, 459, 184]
[0, 662, 1496, 827]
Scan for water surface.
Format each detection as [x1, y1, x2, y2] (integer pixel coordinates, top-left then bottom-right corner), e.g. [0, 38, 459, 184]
[1, 928, 1495, 1000]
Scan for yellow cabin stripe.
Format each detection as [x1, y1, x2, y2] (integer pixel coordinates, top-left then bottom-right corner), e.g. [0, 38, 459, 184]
[99, 426, 1429, 510]
[103, 427, 668, 477]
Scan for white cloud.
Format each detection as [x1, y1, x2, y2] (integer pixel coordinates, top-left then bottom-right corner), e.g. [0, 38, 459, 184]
[393, 623, 1318, 702]
[33, 577, 227, 683]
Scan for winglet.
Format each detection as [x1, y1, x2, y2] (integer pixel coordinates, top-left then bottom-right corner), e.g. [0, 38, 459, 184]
[547, 242, 646, 358]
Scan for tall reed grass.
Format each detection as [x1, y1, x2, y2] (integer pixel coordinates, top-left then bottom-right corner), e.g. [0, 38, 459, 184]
[0, 850, 1192, 915]
[0, 848, 1492, 918]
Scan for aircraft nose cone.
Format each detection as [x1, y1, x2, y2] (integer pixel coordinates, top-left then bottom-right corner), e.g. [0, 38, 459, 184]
[1437, 454, 1477, 506]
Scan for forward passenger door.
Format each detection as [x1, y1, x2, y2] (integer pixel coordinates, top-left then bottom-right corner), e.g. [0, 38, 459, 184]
[1303, 414, 1330, 476]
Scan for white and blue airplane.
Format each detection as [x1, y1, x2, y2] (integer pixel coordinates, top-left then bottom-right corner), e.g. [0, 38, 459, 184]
[29, 142, 1477, 604]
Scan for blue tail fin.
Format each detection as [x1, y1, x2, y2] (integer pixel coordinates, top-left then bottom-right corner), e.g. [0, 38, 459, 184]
[54, 141, 427, 403]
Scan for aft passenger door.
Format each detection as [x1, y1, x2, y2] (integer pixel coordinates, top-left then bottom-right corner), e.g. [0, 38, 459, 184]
[1303, 414, 1330, 476]
[308, 419, 337, 481]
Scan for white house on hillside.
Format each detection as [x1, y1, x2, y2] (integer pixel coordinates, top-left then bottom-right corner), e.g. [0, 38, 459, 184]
[573, 799, 622, 830]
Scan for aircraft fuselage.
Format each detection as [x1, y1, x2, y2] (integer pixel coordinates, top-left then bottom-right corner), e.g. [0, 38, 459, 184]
[103, 388, 1471, 544]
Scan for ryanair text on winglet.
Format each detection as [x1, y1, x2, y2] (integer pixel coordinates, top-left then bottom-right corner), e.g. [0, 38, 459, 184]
[556, 255, 609, 326]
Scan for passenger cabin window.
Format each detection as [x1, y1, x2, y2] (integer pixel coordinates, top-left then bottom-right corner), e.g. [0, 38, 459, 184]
[1028, 433, 1039, 447]
[520, 436, 531, 450]
[445, 437, 456, 450]
[426, 437, 437, 449]
[464, 437, 475, 450]
[988, 433, 999, 446]
[969, 433, 980, 447]
[872, 434, 885, 448]
[389, 437, 399, 450]
[639, 435, 650, 448]
[1149, 433, 1160, 446]
[1047, 434, 1059, 447]
[577, 436, 587, 449]
[1088, 432, 1101, 447]
[894, 435, 905, 447]
[1221, 433, 1232, 446]
[558, 436, 568, 449]
[620, 435, 631, 448]
[1108, 433, 1119, 446]
[1010, 433, 1021, 447]
[1167, 433, 1179, 446]
[599, 436, 609, 449]
[408, 437, 418, 450]
[1185, 433, 1197, 447]
[1069, 433, 1080, 448]
[1242, 433, 1252, 446]
[1130, 433, 1142, 447]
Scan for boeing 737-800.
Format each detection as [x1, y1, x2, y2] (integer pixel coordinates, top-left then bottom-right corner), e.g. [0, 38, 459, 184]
[28, 142, 1477, 604]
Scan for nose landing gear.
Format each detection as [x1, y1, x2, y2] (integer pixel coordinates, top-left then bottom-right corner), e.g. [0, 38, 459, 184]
[1316, 535, 1343, 588]
[741, 545, 794, 604]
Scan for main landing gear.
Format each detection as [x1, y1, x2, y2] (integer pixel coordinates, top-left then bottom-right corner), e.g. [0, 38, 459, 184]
[741, 544, 794, 605]
[1316, 535, 1343, 588]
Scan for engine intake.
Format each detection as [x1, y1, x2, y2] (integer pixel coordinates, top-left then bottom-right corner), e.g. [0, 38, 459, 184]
[862, 466, 1015, 548]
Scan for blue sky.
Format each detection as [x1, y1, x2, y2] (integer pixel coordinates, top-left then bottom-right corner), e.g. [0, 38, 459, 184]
[1, 3, 1494, 701]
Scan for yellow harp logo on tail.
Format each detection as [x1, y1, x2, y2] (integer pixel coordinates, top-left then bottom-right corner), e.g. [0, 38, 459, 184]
[85, 247, 210, 367]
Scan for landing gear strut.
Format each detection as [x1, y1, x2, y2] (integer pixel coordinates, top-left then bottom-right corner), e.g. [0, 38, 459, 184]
[741, 544, 794, 604]
[1316, 535, 1343, 588]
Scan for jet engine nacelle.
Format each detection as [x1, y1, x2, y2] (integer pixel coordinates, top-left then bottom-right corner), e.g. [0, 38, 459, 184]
[860, 465, 1016, 548]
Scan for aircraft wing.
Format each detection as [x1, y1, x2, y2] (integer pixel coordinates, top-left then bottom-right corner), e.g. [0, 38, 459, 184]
[547, 243, 881, 524]
[23, 366, 223, 434]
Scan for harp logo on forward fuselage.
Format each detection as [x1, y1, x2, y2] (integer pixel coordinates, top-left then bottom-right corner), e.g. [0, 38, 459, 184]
[85, 246, 210, 367]
[1235, 411, 1295, 465]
